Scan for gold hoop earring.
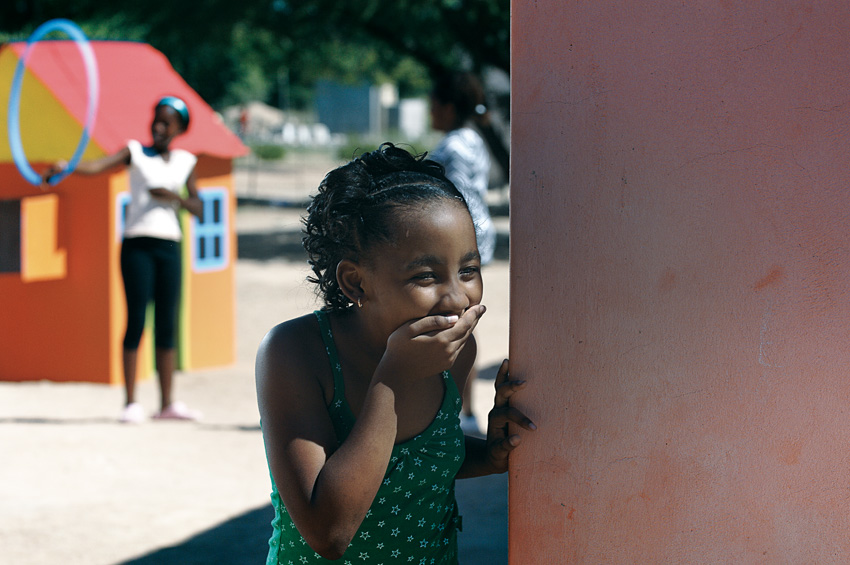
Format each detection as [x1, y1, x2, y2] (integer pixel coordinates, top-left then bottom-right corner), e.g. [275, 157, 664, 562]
[356, 298, 363, 308]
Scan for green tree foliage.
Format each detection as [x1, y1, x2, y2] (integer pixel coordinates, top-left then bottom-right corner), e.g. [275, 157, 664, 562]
[0, 0, 508, 110]
[278, 0, 510, 75]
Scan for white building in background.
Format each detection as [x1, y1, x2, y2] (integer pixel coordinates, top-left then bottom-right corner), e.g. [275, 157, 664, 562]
[223, 81, 431, 147]
[398, 98, 428, 140]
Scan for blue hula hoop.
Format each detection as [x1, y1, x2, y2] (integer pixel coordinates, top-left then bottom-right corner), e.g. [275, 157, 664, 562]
[7, 19, 100, 186]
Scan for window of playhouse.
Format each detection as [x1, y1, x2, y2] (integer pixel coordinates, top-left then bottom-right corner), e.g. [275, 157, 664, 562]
[193, 188, 228, 272]
[115, 192, 130, 242]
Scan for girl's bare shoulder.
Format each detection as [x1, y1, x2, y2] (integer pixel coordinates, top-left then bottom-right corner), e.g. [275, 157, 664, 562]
[256, 313, 340, 468]
[261, 313, 320, 346]
[256, 313, 328, 384]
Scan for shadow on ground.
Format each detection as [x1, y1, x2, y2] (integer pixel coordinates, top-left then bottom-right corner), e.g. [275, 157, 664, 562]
[235, 198, 510, 263]
[0, 418, 260, 432]
[477, 361, 505, 383]
[117, 505, 275, 565]
[237, 230, 309, 262]
[237, 231, 512, 269]
[237, 230, 510, 263]
[116, 476, 507, 565]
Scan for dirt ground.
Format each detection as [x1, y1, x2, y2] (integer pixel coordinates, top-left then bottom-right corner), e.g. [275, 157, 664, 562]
[0, 154, 513, 565]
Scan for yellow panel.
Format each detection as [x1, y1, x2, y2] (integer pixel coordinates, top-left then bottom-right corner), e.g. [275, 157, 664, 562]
[21, 193, 67, 282]
[0, 48, 105, 163]
[178, 177, 237, 370]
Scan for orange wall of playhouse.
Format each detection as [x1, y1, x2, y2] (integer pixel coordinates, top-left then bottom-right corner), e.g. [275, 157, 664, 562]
[509, 2, 850, 562]
[1, 166, 115, 382]
[0, 157, 236, 384]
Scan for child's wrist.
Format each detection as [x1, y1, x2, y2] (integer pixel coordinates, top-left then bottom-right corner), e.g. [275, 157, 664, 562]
[372, 360, 411, 392]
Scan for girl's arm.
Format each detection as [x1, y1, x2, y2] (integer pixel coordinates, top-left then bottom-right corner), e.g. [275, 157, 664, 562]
[456, 358, 537, 479]
[256, 308, 483, 559]
[257, 318, 398, 559]
[148, 167, 203, 219]
[42, 147, 131, 181]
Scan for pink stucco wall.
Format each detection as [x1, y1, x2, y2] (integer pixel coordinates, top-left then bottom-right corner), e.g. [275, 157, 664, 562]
[509, 2, 850, 562]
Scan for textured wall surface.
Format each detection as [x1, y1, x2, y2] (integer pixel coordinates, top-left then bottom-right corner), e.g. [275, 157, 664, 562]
[509, 3, 850, 562]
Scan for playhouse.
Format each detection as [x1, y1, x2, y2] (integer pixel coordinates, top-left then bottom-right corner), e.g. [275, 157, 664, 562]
[0, 40, 247, 384]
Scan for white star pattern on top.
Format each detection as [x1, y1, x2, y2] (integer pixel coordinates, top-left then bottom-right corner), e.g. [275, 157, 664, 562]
[264, 310, 467, 564]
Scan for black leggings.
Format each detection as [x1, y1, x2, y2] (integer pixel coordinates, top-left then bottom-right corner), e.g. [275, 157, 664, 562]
[120, 237, 181, 350]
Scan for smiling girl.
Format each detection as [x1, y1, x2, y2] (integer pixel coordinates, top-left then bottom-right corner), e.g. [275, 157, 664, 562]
[255, 143, 535, 564]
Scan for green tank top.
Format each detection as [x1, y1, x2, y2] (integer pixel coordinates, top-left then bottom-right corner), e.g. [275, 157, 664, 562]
[265, 310, 466, 564]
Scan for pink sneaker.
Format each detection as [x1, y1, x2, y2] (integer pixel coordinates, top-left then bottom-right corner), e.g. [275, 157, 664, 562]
[153, 401, 201, 421]
[119, 402, 146, 424]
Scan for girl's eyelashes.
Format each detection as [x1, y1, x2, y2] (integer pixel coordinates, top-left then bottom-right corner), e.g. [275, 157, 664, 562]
[410, 271, 438, 283]
[410, 266, 480, 285]
[459, 266, 481, 279]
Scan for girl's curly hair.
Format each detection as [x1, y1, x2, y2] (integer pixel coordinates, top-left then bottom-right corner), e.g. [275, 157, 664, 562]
[302, 143, 469, 311]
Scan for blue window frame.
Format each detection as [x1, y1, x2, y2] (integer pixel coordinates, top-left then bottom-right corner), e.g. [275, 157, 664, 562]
[193, 188, 229, 272]
[116, 191, 130, 242]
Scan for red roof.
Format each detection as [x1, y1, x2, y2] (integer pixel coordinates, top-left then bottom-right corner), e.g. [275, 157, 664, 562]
[8, 40, 247, 158]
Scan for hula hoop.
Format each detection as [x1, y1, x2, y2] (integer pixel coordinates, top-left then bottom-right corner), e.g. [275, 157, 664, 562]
[7, 19, 100, 186]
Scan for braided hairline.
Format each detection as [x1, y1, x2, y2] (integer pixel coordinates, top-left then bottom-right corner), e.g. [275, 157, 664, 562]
[304, 144, 467, 311]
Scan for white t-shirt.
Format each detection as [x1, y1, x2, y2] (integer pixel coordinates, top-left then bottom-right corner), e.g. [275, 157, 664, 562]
[123, 139, 197, 241]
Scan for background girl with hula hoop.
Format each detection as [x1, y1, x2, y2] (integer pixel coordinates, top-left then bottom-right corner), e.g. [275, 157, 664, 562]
[43, 96, 204, 423]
